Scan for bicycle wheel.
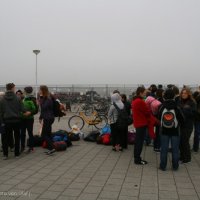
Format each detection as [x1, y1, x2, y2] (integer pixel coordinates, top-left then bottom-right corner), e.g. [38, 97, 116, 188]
[94, 115, 108, 130]
[68, 115, 85, 130]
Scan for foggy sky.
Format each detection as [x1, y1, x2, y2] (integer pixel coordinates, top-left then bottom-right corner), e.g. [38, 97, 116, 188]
[0, 0, 200, 86]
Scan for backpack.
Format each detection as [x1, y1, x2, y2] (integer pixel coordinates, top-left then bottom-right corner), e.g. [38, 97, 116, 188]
[52, 98, 66, 118]
[161, 108, 178, 128]
[113, 103, 129, 128]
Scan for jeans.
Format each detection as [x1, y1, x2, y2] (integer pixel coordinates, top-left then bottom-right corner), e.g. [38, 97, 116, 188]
[41, 118, 55, 150]
[134, 126, 147, 163]
[160, 134, 180, 170]
[193, 122, 200, 152]
[21, 118, 34, 149]
[2, 122, 20, 156]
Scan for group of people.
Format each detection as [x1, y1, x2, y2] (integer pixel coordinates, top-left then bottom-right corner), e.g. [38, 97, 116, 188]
[1, 82, 200, 171]
[108, 84, 200, 171]
[0, 83, 59, 160]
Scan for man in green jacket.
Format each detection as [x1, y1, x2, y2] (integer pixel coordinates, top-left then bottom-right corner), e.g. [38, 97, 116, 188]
[21, 86, 38, 153]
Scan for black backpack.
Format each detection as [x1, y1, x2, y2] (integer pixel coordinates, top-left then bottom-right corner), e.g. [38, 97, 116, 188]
[52, 98, 66, 118]
[113, 103, 129, 128]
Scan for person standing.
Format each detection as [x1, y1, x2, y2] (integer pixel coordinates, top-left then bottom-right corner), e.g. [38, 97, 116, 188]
[20, 86, 37, 153]
[39, 85, 56, 155]
[121, 94, 131, 149]
[193, 91, 200, 152]
[108, 93, 124, 151]
[0, 83, 30, 159]
[179, 88, 196, 163]
[159, 89, 184, 171]
[132, 86, 150, 165]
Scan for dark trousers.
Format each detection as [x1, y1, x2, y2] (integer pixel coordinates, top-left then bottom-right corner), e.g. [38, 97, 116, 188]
[180, 127, 193, 162]
[122, 126, 128, 149]
[153, 125, 160, 150]
[110, 123, 123, 147]
[134, 126, 147, 163]
[2, 122, 20, 156]
[21, 118, 34, 149]
[41, 118, 54, 150]
[1, 124, 14, 149]
[193, 122, 200, 152]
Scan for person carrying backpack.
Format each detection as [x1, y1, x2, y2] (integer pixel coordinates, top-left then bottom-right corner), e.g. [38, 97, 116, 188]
[39, 85, 56, 155]
[108, 93, 125, 151]
[159, 89, 185, 171]
[20, 86, 38, 153]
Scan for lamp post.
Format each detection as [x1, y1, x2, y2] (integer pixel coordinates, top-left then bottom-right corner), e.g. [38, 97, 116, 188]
[33, 50, 40, 99]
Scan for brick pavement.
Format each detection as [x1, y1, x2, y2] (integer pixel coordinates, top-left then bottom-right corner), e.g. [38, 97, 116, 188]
[0, 115, 200, 200]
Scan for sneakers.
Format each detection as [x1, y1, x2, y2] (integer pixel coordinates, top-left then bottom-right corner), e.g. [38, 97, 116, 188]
[26, 148, 34, 153]
[45, 149, 56, 155]
[180, 160, 191, 164]
[154, 148, 160, 153]
[159, 166, 166, 171]
[3, 156, 8, 160]
[135, 160, 148, 165]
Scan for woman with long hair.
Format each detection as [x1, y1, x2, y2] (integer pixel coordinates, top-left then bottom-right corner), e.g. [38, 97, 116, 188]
[39, 85, 55, 155]
[179, 88, 196, 163]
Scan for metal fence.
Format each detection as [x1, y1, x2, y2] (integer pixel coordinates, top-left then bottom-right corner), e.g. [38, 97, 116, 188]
[0, 84, 199, 100]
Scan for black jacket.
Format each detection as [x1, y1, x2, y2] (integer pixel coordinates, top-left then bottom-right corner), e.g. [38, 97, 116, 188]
[178, 98, 196, 129]
[0, 91, 24, 123]
[158, 99, 185, 136]
[194, 95, 200, 122]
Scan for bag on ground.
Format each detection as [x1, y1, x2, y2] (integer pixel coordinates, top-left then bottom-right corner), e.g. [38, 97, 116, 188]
[53, 141, 67, 151]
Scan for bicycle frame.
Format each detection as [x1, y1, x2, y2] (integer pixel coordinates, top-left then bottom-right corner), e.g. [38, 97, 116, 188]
[79, 111, 101, 125]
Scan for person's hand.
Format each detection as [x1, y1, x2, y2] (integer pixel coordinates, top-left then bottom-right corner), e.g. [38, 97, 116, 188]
[24, 111, 31, 117]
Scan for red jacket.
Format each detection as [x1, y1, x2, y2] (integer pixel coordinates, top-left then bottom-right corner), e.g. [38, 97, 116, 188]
[132, 97, 151, 128]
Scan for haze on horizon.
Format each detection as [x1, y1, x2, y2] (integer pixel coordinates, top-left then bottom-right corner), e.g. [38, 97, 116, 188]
[0, 0, 200, 86]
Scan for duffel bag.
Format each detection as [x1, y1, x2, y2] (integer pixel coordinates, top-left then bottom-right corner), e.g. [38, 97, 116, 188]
[53, 141, 67, 151]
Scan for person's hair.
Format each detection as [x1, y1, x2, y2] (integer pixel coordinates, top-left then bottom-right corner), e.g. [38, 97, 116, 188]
[24, 86, 33, 94]
[6, 83, 15, 91]
[40, 85, 49, 97]
[121, 94, 127, 101]
[149, 84, 157, 93]
[180, 87, 194, 101]
[163, 89, 175, 100]
[16, 90, 23, 95]
[156, 88, 164, 99]
[136, 86, 146, 96]
[172, 86, 179, 96]
[193, 91, 200, 100]
[113, 90, 120, 94]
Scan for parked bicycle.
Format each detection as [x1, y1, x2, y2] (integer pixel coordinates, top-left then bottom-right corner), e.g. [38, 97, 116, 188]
[68, 110, 107, 130]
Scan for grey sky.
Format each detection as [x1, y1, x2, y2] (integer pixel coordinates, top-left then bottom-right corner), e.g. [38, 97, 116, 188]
[0, 0, 200, 86]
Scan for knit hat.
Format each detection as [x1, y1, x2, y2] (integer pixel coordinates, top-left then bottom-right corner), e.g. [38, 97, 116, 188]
[163, 89, 175, 100]
[24, 86, 33, 94]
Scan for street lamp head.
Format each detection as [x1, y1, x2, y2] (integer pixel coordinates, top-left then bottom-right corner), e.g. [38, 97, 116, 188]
[33, 50, 40, 55]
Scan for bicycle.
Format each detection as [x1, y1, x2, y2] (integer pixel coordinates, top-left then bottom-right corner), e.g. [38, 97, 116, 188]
[68, 110, 108, 130]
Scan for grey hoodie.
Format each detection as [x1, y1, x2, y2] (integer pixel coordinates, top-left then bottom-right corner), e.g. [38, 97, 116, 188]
[0, 91, 24, 123]
[108, 93, 124, 124]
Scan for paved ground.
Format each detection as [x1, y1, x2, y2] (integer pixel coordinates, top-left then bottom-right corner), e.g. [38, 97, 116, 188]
[0, 115, 200, 200]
